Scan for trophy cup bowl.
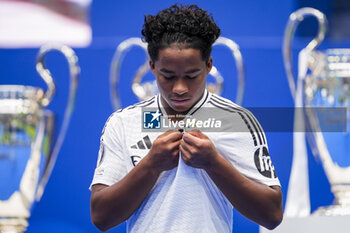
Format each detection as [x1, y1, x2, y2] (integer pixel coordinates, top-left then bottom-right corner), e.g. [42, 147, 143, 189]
[304, 49, 350, 215]
[283, 7, 350, 216]
[0, 44, 79, 232]
[109, 37, 245, 109]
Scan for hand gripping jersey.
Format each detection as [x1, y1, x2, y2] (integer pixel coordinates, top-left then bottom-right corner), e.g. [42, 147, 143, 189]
[90, 89, 280, 233]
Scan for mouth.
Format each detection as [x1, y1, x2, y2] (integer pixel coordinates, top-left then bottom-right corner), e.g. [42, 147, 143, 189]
[170, 98, 190, 104]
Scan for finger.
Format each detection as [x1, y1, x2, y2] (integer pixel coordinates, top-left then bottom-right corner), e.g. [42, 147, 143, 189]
[157, 130, 175, 140]
[188, 129, 208, 139]
[182, 132, 202, 145]
[173, 155, 179, 167]
[163, 129, 176, 134]
[162, 130, 183, 142]
[180, 140, 191, 154]
[167, 139, 182, 152]
[179, 144, 189, 158]
[167, 133, 183, 143]
[179, 144, 191, 163]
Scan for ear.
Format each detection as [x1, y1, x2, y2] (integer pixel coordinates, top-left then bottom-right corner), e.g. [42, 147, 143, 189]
[206, 57, 213, 74]
[149, 60, 156, 75]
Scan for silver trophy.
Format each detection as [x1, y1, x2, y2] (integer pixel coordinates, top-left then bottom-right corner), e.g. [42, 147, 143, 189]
[284, 7, 350, 215]
[110, 37, 245, 109]
[0, 44, 80, 232]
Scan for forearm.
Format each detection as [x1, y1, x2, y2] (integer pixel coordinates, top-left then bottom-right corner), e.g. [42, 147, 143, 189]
[204, 154, 283, 230]
[91, 156, 161, 231]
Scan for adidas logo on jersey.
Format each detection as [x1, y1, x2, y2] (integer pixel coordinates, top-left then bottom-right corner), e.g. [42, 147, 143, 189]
[130, 135, 152, 166]
[130, 135, 152, 150]
[254, 146, 277, 179]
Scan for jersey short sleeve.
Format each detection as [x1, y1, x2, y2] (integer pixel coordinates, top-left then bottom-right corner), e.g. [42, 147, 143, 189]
[206, 94, 280, 187]
[90, 113, 128, 189]
[215, 113, 280, 187]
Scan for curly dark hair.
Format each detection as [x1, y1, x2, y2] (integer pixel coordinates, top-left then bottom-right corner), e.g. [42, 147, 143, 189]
[142, 4, 221, 62]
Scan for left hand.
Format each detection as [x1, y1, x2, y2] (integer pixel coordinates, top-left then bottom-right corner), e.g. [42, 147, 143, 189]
[179, 129, 219, 169]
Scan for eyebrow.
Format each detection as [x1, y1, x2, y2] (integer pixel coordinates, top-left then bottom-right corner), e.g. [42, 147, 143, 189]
[159, 68, 201, 74]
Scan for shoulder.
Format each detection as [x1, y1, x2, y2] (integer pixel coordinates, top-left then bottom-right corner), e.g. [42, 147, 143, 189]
[102, 96, 157, 134]
[122, 95, 157, 112]
[207, 93, 248, 114]
[208, 93, 266, 147]
[109, 96, 157, 120]
[116, 96, 157, 115]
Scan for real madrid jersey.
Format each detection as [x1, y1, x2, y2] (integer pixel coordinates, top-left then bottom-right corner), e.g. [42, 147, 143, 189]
[90, 89, 280, 233]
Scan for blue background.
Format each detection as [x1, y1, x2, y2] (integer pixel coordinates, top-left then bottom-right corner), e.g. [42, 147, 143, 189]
[1, 0, 348, 232]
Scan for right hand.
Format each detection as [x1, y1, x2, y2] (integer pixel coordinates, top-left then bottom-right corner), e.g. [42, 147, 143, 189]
[146, 130, 183, 173]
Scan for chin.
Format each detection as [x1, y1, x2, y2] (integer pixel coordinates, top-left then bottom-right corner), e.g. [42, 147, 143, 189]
[162, 98, 193, 114]
[171, 105, 191, 114]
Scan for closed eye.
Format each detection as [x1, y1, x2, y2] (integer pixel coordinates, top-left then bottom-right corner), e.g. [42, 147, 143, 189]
[163, 75, 176, 80]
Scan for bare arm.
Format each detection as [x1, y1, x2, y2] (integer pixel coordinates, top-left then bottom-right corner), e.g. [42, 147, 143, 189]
[180, 131, 283, 230]
[90, 130, 182, 232]
[204, 155, 283, 229]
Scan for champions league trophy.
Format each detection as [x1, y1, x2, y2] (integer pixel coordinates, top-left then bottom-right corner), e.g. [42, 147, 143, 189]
[283, 7, 350, 215]
[110, 37, 245, 109]
[0, 44, 80, 232]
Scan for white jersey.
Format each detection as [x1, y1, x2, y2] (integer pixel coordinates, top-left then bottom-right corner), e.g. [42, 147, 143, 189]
[90, 89, 280, 233]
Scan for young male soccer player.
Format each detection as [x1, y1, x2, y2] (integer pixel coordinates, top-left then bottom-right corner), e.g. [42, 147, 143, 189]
[90, 4, 283, 233]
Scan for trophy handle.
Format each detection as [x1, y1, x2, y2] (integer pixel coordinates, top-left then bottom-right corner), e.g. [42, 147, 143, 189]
[110, 37, 149, 110]
[282, 7, 327, 100]
[212, 37, 245, 105]
[35, 44, 80, 200]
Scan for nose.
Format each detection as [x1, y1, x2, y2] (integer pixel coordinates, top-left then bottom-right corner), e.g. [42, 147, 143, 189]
[172, 78, 188, 95]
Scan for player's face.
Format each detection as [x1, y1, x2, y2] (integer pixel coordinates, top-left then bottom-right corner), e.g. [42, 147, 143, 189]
[150, 44, 212, 116]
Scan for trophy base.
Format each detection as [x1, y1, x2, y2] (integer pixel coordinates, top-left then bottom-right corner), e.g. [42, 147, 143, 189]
[260, 215, 350, 233]
[312, 204, 350, 216]
[0, 218, 28, 233]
